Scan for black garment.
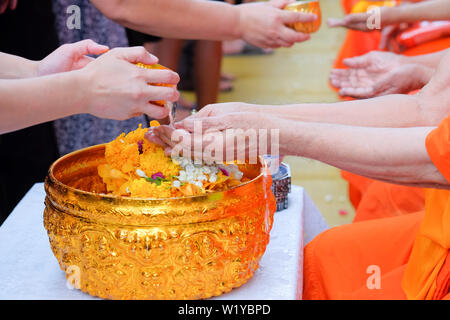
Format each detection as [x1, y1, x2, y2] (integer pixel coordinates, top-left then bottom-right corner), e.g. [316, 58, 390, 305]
[126, 29, 161, 46]
[0, 0, 60, 225]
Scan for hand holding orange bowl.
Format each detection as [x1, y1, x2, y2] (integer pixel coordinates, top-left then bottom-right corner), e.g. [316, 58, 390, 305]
[284, 0, 322, 34]
[136, 62, 176, 107]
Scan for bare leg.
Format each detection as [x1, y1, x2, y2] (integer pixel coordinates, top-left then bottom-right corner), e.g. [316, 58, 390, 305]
[194, 40, 222, 109]
[153, 38, 184, 70]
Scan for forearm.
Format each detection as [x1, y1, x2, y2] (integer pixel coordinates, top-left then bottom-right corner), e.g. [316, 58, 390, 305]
[0, 52, 37, 79]
[92, 0, 241, 41]
[383, 0, 450, 26]
[277, 119, 447, 188]
[253, 94, 436, 127]
[0, 72, 84, 134]
[406, 49, 449, 69]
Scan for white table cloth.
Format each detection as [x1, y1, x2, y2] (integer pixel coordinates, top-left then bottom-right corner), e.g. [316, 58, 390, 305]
[0, 183, 327, 300]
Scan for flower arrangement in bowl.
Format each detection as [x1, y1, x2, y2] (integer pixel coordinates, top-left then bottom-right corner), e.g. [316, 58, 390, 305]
[43, 126, 276, 300]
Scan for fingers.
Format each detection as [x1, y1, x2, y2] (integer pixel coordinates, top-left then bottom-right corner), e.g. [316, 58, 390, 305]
[339, 87, 374, 99]
[142, 84, 179, 104]
[342, 54, 370, 69]
[281, 10, 317, 24]
[109, 46, 159, 65]
[278, 27, 310, 46]
[179, 116, 225, 133]
[330, 69, 350, 88]
[327, 18, 346, 28]
[152, 125, 178, 148]
[328, 14, 368, 31]
[9, 0, 16, 10]
[379, 25, 396, 50]
[72, 56, 95, 70]
[141, 69, 180, 85]
[139, 103, 170, 119]
[145, 131, 168, 148]
[78, 39, 109, 56]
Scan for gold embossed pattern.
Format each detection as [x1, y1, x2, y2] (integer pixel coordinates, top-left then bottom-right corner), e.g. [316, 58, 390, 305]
[285, 0, 322, 34]
[43, 145, 276, 299]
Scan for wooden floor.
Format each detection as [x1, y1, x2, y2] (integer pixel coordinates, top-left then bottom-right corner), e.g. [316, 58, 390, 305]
[185, 0, 355, 227]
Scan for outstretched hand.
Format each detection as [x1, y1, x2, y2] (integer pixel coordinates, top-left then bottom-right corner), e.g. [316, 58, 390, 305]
[327, 13, 372, 31]
[237, 0, 317, 48]
[147, 110, 276, 163]
[36, 39, 109, 76]
[327, 6, 394, 32]
[329, 51, 431, 98]
[78, 46, 180, 120]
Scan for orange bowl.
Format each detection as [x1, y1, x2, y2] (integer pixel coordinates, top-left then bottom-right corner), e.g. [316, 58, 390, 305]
[136, 63, 176, 107]
[284, 0, 322, 34]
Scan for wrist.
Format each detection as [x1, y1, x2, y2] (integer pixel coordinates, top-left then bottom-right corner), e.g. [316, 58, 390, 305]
[233, 4, 246, 40]
[65, 69, 91, 116]
[380, 6, 399, 27]
[29, 60, 40, 78]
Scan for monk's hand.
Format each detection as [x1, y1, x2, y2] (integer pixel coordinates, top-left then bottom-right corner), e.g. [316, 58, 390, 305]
[148, 124, 222, 163]
[327, 5, 396, 32]
[152, 112, 277, 163]
[332, 63, 433, 98]
[327, 13, 372, 31]
[330, 51, 408, 96]
[175, 102, 260, 126]
[236, 0, 317, 48]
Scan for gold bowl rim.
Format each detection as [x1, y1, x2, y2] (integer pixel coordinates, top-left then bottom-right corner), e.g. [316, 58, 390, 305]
[47, 144, 266, 202]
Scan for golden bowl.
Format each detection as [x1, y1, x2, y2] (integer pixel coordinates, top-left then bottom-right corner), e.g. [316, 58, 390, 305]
[284, 0, 322, 34]
[43, 144, 276, 299]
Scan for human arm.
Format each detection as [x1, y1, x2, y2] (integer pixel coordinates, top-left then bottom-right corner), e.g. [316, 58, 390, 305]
[0, 47, 180, 134]
[152, 113, 448, 188]
[0, 39, 109, 79]
[277, 120, 446, 188]
[328, 0, 450, 31]
[0, 52, 37, 79]
[91, 0, 315, 48]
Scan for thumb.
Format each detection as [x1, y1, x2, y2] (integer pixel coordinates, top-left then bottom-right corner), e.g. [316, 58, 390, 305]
[327, 17, 346, 28]
[71, 39, 109, 57]
[343, 54, 370, 68]
[109, 46, 159, 65]
[281, 10, 317, 24]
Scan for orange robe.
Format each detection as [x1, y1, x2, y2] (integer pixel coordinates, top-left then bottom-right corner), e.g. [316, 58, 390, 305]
[341, 0, 359, 14]
[337, 25, 450, 220]
[303, 116, 450, 300]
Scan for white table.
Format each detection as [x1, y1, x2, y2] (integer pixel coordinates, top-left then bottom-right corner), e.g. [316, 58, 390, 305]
[0, 183, 328, 300]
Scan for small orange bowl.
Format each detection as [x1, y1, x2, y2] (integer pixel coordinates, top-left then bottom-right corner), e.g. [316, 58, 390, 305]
[136, 63, 176, 107]
[284, 0, 322, 34]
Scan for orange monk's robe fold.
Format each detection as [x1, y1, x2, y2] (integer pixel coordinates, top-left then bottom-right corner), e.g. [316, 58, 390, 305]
[402, 116, 450, 300]
[341, 0, 360, 14]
